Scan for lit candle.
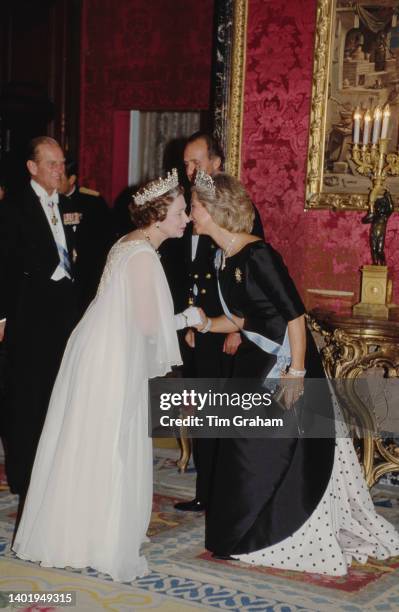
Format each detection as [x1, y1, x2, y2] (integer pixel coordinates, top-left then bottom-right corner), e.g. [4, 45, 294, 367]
[363, 110, 371, 145]
[372, 106, 382, 144]
[381, 104, 390, 139]
[353, 107, 361, 144]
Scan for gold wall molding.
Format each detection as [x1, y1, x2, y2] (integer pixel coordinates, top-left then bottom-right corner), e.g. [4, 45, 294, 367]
[306, 0, 332, 208]
[225, 0, 248, 179]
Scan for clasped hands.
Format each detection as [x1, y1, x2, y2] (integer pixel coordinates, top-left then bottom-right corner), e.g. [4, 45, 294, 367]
[183, 308, 242, 355]
[176, 306, 205, 329]
[179, 308, 304, 408]
[183, 307, 207, 348]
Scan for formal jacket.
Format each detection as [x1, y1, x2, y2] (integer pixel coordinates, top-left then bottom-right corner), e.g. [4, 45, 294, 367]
[1, 184, 81, 496]
[0, 184, 76, 321]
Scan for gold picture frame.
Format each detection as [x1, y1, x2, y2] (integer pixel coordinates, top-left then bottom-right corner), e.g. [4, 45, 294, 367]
[306, 0, 399, 211]
[225, 0, 248, 178]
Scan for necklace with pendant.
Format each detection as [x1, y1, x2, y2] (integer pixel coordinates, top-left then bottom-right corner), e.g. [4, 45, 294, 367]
[47, 201, 58, 226]
[221, 236, 236, 270]
[139, 229, 161, 257]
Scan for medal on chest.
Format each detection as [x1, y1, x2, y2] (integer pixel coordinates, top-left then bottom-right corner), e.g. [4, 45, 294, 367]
[47, 202, 58, 226]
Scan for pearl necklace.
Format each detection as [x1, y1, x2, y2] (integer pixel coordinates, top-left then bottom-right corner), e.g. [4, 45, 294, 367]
[139, 229, 161, 257]
[221, 236, 236, 270]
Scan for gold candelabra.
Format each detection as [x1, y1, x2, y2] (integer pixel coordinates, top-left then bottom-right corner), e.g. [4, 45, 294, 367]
[351, 138, 399, 216]
[350, 106, 397, 319]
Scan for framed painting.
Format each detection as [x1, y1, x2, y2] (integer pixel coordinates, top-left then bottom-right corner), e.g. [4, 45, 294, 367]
[306, 0, 399, 210]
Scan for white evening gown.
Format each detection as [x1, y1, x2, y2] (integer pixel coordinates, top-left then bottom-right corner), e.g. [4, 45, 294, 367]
[237, 396, 399, 575]
[13, 239, 182, 582]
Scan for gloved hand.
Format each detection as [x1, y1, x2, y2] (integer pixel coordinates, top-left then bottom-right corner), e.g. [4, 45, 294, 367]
[174, 306, 204, 330]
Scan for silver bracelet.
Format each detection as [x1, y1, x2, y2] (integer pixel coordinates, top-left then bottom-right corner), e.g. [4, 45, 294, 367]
[199, 318, 212, 334]
[288, 366, 306, 377]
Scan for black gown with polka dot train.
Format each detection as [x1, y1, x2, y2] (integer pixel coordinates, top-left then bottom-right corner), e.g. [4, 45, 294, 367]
[205, 241, 399, 576]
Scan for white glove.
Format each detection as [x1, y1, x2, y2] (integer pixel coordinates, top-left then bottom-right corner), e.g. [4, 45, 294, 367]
[174, 306, 203, 330]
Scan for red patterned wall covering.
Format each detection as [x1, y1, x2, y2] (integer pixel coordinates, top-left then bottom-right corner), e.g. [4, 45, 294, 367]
[242, 0, 399, 306]
[79, 0, 214, 203]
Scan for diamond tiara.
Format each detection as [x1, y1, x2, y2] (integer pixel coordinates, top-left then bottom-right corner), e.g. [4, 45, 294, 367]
[194, 169, 216, 196]
[133, 168, 179, 206]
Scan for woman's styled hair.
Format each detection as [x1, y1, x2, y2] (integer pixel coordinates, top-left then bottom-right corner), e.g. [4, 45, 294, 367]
[129, 184, 184, 229]
[193, 173, 254, 233]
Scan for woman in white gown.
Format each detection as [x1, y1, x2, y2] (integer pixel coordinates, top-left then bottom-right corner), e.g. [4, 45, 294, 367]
[13, 169, 202, 582]
[190, 170, 399, 576]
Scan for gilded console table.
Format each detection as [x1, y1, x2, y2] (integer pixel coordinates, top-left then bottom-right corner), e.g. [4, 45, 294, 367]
[309, 308, 399, 487]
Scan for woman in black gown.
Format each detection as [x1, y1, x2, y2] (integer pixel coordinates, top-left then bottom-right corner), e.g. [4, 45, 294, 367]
[190, 171, 399, 575]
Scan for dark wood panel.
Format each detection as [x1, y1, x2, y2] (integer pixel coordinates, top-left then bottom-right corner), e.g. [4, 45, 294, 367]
[0, 0, 81, 187]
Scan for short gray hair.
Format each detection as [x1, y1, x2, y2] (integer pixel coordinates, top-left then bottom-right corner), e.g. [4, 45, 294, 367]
[27, 136, 61, 162]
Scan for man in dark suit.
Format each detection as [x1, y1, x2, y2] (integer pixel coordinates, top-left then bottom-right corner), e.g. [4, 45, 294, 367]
[174, 132, 265, 512]
[59, 159, 115, 317]
[0, 136, 78, 526]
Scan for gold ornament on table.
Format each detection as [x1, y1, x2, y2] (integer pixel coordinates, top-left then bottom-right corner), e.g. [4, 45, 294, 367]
[351, 105, 397, 319]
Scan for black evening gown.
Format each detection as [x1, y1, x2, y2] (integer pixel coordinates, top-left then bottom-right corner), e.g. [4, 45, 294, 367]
[205, 241, 335, 555]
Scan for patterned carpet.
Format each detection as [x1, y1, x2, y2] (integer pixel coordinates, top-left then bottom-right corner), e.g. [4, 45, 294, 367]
[1, 448, 399, 611]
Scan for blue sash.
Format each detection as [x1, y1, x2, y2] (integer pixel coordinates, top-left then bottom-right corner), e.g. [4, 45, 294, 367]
[214, 248, 291, 378]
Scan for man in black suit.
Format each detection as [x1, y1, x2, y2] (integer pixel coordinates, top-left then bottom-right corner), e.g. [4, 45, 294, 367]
[174, 132, 265, 512]
[59, 159, 115, 317]
[0, 136, 78, 525]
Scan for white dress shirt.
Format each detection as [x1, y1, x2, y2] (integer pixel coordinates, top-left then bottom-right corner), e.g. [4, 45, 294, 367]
[191, 234, 199, 261]
[31, 180, 70, 280]
[191, 234, 200, 299]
